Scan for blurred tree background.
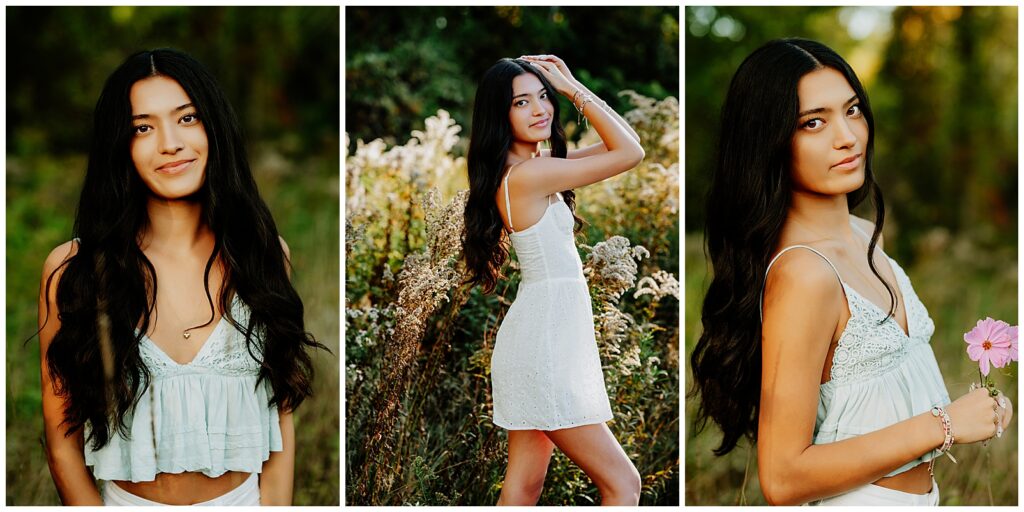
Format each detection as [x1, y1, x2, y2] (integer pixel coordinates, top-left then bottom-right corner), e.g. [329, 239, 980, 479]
[346, 6, 680, 506]
[685, 6, 1017, 505]
[6, 6, 340, 505]
[346, 6, 679, 152]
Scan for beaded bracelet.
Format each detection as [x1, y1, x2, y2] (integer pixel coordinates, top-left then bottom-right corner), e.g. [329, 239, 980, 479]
[928, 406, 958, 477]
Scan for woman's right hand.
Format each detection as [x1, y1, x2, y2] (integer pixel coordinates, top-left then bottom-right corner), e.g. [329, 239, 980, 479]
[522, 57, 579, 99]
[945, 387, 1008, 445]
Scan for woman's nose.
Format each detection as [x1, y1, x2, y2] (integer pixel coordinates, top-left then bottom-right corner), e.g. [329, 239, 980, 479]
[159, 126, 184, 154]
[833, 118, 857, 149]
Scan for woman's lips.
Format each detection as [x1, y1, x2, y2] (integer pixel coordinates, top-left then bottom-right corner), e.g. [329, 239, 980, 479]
[531, 118, 550, 128]
[831, 153, 862, 171]
[155, 159, 195, 175]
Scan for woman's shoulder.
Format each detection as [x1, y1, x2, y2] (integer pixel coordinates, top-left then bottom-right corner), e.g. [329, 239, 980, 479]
[42, 240, 80, 275]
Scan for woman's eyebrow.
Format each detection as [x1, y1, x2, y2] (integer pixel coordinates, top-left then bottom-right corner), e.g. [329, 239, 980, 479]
[131, 103, 195, 120]
[798, 94, 859, 117]
[512, 87, 548, 100]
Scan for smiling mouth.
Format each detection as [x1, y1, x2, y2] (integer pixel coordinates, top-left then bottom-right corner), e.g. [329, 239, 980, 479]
[531, 118, 550, 128]
[831, 153, 862, 170]
[156, 159, 196, 174]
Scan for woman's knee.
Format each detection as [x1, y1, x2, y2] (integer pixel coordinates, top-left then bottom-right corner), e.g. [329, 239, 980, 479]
[498, 476, 545, 505]
[599, 463, 641, 504]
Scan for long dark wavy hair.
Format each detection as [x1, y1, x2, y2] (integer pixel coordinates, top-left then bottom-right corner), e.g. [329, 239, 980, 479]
[690, 38, 895, 456]
[462, 58, 583, 293]
[43, 48, 326, 450]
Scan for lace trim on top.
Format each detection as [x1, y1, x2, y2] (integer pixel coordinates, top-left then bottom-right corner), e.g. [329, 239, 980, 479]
[759, 234, 936, 386]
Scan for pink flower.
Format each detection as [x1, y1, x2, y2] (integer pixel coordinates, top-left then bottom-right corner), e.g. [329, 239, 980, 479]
[1009, 326, 1018, 362]
[964, 317, 1014, 376]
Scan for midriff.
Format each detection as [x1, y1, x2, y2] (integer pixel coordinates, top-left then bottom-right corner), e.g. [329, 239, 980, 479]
[111, 470, 251, 505]
[872, 462, 932, 494]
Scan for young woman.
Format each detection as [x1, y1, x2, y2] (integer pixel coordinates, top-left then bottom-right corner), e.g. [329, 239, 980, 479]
[462, 55, 645, 505]
[39, 48, 324, 506]
[689, 38, 1013, 506]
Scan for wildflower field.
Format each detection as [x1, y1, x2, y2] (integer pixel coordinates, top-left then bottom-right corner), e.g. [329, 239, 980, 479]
[345, 92, 680, 505]
[685, 232, 1019, 505]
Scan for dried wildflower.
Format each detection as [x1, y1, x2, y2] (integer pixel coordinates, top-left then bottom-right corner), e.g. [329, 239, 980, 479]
[359, 188, 468, 500]
[582, 236, 649, 304]
[634, 270, 680, 301]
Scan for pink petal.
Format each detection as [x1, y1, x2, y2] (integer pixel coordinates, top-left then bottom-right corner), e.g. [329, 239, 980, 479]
[966, 343, 985, 361]
[980, 354, 991, 376]
[964, 327, 986, 345]
[990, 337, 1012, 349]
[988, 322, 1012, 343]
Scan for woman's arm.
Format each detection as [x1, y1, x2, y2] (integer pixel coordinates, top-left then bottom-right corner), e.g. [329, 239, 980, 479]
[511, 56, 644, 196]
[525, 55, 641, 155]
[39, 241, 104, 505]
[759, 249, 1008, 505]
[260, 235, 296, 505]
[259, 409, 295, 505]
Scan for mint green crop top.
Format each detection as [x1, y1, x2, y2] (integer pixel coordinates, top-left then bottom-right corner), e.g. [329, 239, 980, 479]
[760, 222, 951, 477]
[84, 296, 283, 482]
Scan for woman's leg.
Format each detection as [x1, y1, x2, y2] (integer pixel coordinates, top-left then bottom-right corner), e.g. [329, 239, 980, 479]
[497, 429, 556, 506]
[544, 423, 641, 506]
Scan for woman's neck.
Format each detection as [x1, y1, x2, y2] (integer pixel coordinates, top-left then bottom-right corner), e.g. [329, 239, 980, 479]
[786, 189, 856, 243]
[140, 197, 212, 254]
[508, 140, 542, 162]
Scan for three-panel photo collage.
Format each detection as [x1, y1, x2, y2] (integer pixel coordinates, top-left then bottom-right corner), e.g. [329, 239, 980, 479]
[4, 4, 1018, 507]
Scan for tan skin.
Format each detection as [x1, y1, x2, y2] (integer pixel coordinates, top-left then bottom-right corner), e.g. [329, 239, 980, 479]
[40, 75, 295, 505]
[492, 55, 644, 506]
[758, 67, 1014, 505]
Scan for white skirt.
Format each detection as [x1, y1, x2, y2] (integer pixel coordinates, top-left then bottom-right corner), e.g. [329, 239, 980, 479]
[811, 480, 938, 506]
[102, 472, 260, 506]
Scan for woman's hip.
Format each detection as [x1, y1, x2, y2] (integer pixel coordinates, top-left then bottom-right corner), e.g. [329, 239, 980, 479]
[102, 471, 260, 506]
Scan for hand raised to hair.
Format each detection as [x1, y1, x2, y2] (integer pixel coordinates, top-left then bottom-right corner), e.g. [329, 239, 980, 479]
[520, 56, 577, 98]
[520, 54, 578, 86]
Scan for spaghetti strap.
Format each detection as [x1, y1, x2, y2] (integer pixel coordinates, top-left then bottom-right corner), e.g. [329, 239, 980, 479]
[759, 245, 844, 322]
[503, 162, 522, 233]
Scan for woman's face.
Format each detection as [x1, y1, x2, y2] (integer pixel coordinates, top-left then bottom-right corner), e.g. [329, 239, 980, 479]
[508, 72, 553, 143]
[790, 67, 869, 196]
[129, 75, 209, 200]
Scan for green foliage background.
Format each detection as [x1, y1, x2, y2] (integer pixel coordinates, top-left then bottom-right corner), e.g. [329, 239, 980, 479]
[6, 6, 340, 505]
[346, 5, 679, 151]
[345, 6, 680, 506]
[684, 6, 1018, 505]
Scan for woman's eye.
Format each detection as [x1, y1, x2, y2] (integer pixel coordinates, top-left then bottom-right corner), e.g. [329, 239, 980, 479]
[802, 118, 823, 130]
[133, 125, 151, 135]
[181, 113, 199, 124]
[540, 92, 548, 99]
[847, 104, 862, 117]
[514, 100, 527, 107]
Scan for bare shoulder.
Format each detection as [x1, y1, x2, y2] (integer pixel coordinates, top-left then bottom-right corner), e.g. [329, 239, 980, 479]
[763, 248, 844, 327]
[762, 247, 844, 353]
[43, 240, 80, 277]
[765, 247, 842, 298]
[278, 235, 291, 261]
[849, 214, 883, 249]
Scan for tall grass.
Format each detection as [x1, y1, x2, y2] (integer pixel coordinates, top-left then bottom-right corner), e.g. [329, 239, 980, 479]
[345, 93, 680, 505]
[684, 231, 1018, 505]
[5, 145, 340, 505]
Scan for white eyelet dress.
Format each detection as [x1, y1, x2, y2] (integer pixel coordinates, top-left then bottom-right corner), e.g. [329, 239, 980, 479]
[490, 164, 614, 430]
[760, 221, 950, 505]
[84, 295, 283, 485]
